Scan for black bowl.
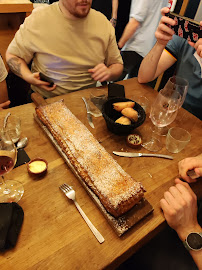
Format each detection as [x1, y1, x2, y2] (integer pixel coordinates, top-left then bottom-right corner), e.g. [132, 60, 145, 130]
[102, 97, 146, 135]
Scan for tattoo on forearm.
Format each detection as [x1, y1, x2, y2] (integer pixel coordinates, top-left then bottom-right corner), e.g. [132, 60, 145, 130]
[7, 57, 22, 77]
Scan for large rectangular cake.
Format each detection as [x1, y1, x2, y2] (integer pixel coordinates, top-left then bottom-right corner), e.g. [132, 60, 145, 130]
[36, 100, 145, 217]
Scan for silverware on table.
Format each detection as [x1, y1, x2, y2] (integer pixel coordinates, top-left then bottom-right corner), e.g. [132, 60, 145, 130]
[113, 151, 173, 160]
[82, 97, 94, 129]
[59, 183, 104, 244]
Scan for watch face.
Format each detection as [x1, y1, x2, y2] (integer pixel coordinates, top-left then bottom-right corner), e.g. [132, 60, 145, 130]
[187, 233, 202, 250]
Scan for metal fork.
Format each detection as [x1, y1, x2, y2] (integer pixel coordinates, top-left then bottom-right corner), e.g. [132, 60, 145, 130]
[59, 183, 105, 244]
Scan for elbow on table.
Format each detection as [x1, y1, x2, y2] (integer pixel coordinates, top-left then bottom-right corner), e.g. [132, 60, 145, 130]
[137, 74, 148, 84]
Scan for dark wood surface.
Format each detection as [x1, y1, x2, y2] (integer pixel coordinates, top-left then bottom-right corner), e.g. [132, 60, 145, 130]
[0, 78, 201, 270]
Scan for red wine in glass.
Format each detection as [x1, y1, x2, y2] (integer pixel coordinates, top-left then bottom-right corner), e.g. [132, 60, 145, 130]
[0, 156, 14, 176]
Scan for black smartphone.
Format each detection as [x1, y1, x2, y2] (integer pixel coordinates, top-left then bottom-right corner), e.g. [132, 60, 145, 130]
[165, 12, 202, 43]
[39, 72, 54, 87]
[108, 83, 125, 99]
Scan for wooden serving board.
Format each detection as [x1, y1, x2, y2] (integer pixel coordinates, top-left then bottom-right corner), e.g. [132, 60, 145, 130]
[32, 93, 154, 236]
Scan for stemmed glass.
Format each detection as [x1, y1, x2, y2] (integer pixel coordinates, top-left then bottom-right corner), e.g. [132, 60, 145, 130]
[0, 130, 24, 202]
[142, 88, 181, 152]
[164, 76, 188, 108]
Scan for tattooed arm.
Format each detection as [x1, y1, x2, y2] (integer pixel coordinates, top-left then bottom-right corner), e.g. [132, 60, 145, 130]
[6, 51, 56, 91]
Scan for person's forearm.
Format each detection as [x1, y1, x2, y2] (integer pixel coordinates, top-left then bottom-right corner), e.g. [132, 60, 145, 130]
[177, 225, 202, 270]
[108, 63, 123, 81]
[138, 42, 165, 83]
[118, 18, 140, 49]
[0, 80, 9, 104]
[6, 52, 32, 82]
[111, 0, 118, 19]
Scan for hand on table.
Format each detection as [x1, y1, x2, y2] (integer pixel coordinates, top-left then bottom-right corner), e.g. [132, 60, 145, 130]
[155, 7, 176, 46]
[160, 178, 201, 241]
[178, 155, 202, 183]
[88, 63, 111, 82]
[26, 72, 56, 91]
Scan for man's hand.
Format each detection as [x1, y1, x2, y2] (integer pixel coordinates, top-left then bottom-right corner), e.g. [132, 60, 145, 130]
[26, 72, 56, 91]
[188, 21, 202, 57]
[178, 156, 202, 183]
[160, 178, 201, 241]
[88, 63, 111, 82]
[155, 7, 176, 46]
[0, 100, 11, 110]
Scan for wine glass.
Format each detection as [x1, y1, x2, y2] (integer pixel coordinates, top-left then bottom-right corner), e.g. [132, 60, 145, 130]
[142, 88, 181, 152]
[0, 130, 24, 202]
[164, 76, 188, 107]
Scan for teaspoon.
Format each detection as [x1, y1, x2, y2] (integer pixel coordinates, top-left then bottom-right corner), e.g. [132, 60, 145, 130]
[17, 137, 28, 149]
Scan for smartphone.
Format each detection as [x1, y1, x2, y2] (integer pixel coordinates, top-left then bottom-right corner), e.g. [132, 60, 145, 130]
[39, 72, 54, 87]
[108, 83, 125, 99]
[165, 12, 202, 43]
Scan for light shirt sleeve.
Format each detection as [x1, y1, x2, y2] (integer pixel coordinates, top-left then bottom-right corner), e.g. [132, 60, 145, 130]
[7, 13, 37, 64]
[129, 0, 150, 23]
[0, 55, 8, 82]
[105, 24, 123, 66]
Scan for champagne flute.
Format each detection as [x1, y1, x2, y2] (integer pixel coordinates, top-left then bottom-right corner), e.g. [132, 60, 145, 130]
[142, 88, 181, 152]
[0, 130, 24, 202]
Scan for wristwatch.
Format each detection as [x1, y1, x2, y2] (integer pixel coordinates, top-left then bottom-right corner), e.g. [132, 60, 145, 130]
[183, 232, 202, 251]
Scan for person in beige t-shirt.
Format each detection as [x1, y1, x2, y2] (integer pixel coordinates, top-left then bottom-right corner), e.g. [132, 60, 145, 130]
[0, 55, 10, 109]
[6, 0, 123, 98]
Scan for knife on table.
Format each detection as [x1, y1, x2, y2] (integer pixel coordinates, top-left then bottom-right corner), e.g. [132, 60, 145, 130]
[113, 151, 173, 160]
[82, 97, 95, 129]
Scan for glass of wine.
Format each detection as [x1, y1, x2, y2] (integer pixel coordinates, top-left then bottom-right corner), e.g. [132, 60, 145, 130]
[142, 88, 181, 152]
[0, 130, 24, 202]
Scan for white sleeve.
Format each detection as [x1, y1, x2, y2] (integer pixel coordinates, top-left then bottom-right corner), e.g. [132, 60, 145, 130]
[130, 0, 150, 22]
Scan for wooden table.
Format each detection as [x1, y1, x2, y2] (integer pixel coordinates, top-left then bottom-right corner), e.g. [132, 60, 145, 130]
[0, 78, 202, 270]
[0, 0, 33, 65]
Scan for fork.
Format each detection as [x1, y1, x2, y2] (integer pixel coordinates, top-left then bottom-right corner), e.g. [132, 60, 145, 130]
[59, 183, 105, 244]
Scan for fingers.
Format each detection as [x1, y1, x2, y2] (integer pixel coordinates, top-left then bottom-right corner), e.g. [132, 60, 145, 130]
[155, 13, 175, 45]
[175, 178, 197, 199]
[195, 168, 202, 177]
[194, 39, 202, 58]
[161, 7, 170, 16]
[88, 63, 111, 82]
[40, 84, 56, 91]
[0, 100, 11, 109]
[178, 157, 202, 182]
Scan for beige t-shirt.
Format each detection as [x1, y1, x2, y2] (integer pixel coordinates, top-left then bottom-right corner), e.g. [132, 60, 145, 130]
[7, 3, 123, 98]
[0, 56, 8, 82]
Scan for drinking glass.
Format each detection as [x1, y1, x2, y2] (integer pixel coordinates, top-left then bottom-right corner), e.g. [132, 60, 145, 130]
[164, 76, 188, 107]
[89, 88, 107, 117]
[4, 115, 21, 143]
[166, 127, 191, 153]
[0, 130, 24, 202]
[142, 88, 181, 152]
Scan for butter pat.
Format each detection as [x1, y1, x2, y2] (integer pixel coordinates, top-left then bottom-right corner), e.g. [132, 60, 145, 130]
[28, 158, 48, 176]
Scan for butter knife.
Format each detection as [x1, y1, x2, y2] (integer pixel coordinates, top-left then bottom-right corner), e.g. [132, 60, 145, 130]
[82, 97, 94, 129]
[113, 151, 173, 160]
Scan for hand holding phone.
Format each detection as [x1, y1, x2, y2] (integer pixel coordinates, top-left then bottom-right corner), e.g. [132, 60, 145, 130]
[39, 72, 54, 87]
[165, 12, 202, 43]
